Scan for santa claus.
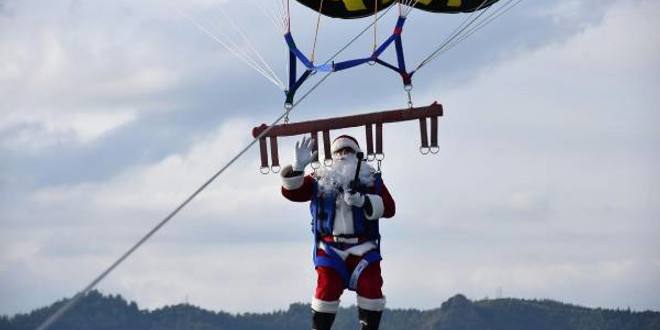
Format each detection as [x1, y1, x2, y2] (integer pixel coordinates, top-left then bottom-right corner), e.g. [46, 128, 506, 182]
[280, 135, 396, 330]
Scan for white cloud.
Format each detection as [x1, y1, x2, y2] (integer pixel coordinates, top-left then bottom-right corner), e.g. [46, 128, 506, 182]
[0, 1, 187, 151]
[1, 110, 137, 151]
[1, 0, 659, 317]
[29, 118, 281, 216]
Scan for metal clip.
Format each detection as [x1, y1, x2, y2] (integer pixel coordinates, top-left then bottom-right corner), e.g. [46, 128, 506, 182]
[404, 84, 413, 108]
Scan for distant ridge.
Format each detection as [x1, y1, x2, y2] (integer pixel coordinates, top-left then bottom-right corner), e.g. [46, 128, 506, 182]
[2, 291, 659, 330]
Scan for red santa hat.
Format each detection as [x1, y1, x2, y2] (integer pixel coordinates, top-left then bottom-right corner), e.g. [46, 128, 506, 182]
[331, 135, 362, 154]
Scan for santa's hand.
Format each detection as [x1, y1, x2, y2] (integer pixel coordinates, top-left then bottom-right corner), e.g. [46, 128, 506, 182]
[293, 136, 317, 171]
[343, 191, 365, 207]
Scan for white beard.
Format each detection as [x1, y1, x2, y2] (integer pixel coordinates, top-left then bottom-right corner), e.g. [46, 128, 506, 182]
[315, 153, 375, 194]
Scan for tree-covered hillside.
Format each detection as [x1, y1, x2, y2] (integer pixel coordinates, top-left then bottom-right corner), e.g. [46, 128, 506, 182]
[2, 291, 658, 330]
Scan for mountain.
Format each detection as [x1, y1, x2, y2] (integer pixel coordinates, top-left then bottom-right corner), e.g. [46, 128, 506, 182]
[2, 291, 659, 330]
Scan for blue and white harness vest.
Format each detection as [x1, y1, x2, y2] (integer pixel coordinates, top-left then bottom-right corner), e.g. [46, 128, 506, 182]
[310, 173, 383, 291]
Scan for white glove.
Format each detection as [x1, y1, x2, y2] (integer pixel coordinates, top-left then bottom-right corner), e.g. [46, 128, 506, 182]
[292, 136, 317, 171]
[343, 191, 365, 207]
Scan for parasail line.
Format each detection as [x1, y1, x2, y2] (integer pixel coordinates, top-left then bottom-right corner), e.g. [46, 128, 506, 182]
[35, 69, 336, 330]
[413, 0, 494, 72]
[414, 0, 523, 73]
[437, 0, 525, 57]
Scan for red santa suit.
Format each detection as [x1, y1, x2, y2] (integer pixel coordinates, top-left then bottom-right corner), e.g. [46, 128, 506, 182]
[280, 137, 395, 317]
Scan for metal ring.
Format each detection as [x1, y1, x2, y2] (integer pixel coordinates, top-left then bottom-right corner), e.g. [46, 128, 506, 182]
[368, 60, 376, 66]
[260, 166, 270, 174]
[429, 146, 440, 154]
[375, 153, 385, 161]
[311, 161, 321, 169]
[284, 102, 293, 110]
[323, 159, 334, 167]
[367, 154, 376, 161]
[404, 84, 413, 92]
[270, 165, 281, 173]
[419, 147, 430, 155]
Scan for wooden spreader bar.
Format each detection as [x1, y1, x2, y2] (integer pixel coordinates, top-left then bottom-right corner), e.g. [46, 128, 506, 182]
[252, 102, 443, 173]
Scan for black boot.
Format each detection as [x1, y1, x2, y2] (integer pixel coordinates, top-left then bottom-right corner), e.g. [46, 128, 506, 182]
[312, 310, 336, 330]
[359, 308, 382, 330]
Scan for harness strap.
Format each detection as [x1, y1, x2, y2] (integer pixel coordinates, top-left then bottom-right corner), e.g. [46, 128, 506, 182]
[314, 245, 351, 287]
[348, 250, 382, 290]
[314, 244, 382, 291]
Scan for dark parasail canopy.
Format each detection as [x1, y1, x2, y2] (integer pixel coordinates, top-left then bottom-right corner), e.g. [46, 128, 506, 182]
[294, 0, 501, 19]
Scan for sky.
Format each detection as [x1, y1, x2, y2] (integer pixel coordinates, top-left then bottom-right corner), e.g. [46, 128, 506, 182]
[1, 0, 659, 318]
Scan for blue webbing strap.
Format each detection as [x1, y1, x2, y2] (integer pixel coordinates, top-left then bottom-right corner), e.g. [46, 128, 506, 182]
[315, 245, 352, 287]
[372, 16, 406, 58]
[372, 34, 397, 58]
[374, 58, 399, 73]
[285, 33, 333, 72]
[375, 173, 382, 194]
[394, 35, 407, 74]
[288, 50, 297, 91]
[311, 182, 350, 287]
[284, 16, 411, 103]
[286, 69, 313, 105]
[333, 58, 372, 71]
[348, 250, 382, 290]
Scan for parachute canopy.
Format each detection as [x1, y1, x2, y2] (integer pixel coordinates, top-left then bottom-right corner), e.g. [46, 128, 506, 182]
[295, 0, 501, 19]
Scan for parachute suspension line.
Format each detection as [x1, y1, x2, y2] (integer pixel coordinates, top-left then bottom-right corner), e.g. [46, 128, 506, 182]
[437, 0, 524, 56]
[311, 0, 326, 63]
[250, 0, 285, 32]
[399, 0, 423, 18]
[36, 71, 336, 330]
[372, 0, 379, 54]
[273, 0, 288, 30]
[286, 0, 292, 32]
[423, 0, 524, 68]
[215, 1, 285, 89]
[414, 0, 522, 73]
[177, 2, 285, 90]
[413, 0, 493, 72]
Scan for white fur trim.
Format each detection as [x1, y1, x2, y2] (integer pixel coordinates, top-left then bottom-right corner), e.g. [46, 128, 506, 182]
[312, 298, 340, 314]
[357, 295, 386, 311]
[280, 165, 304, 190]
[331, 136, 361, 154]
[365, 194, 384, 220]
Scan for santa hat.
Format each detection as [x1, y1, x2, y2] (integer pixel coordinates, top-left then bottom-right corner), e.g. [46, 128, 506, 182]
[331, 135, 362, 154]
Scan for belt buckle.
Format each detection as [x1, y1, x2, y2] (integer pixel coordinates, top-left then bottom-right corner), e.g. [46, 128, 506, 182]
[335, 236, 358, 244]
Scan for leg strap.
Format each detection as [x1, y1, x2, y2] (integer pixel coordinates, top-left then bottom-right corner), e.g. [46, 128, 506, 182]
[314, 245, 351, 288]
[349, 250, 382, 291]
[314, 245, 382, 291]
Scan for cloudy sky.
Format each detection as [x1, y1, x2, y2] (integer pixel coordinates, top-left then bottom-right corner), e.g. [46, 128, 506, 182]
[1, 0, 659, 318]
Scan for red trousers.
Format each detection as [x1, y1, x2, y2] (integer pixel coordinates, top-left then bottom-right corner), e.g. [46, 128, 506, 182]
[314, 249, 384, 301]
